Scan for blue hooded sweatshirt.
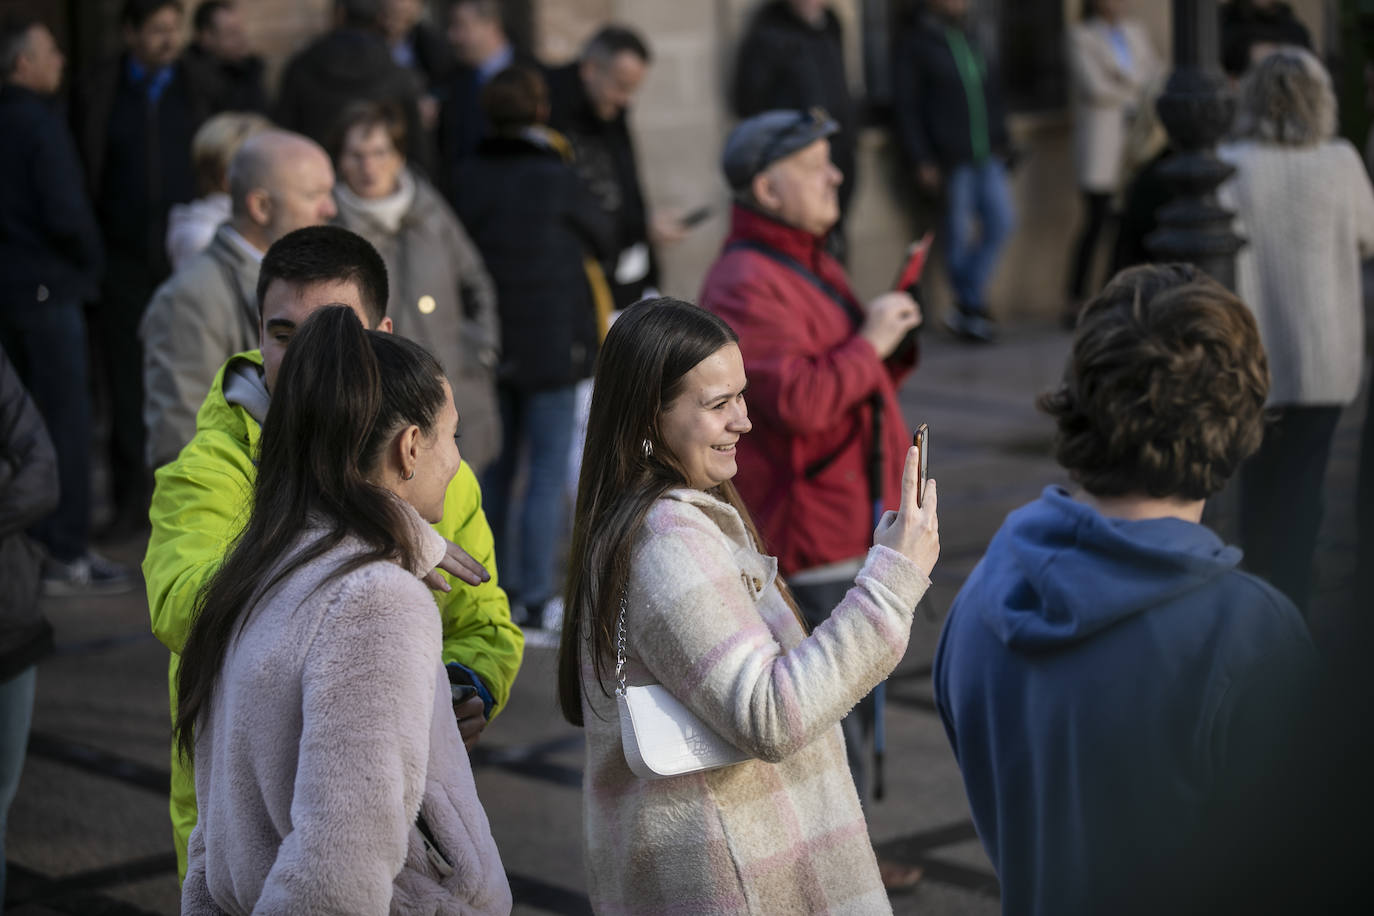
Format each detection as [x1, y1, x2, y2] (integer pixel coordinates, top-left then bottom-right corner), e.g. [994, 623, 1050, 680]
[934, 486, 1317, 915]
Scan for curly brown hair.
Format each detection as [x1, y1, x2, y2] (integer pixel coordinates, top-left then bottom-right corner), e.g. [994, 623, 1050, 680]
[1039, 264, 1269, 500]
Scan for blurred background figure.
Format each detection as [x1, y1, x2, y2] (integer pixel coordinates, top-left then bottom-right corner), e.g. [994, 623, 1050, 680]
[0, 17, 129, 593]
[438, 0, 520, 188]
[0, 346, 59, 907]
[456, 65, 613, 630]
[274, 0, 427, 174]
[546, 24, 685, 310]
[894, 0, 1015, 344]
[143, 129, 337, 469]
[732, 0, 857, 258]
[70, 0, 208, 540]
[165, 110, 272, 271]
[1064, 0, 1162, 324]
[182, 0, 267, 115]
[1218, 48, 1374, 614]
[1221, 0, 1312, 80]
[331, 100, 502, 475]
[379, 0, 453, 166]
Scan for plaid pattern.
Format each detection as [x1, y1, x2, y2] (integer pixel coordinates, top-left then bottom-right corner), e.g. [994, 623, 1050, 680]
[580, 489, 930, 914]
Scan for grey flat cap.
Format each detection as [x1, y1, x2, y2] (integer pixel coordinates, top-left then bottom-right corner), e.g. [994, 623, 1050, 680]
[722, 107, 840, 190]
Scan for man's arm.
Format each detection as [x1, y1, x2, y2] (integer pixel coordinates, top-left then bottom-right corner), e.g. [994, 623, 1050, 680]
[431, 461, 523, 717]
[144, 439, 254, 653]
[33, 111, 103, 290]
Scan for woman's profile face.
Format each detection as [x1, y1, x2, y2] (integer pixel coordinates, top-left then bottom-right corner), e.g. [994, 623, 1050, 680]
[407, 380, 463, 524]
[657, 343, 751, 491]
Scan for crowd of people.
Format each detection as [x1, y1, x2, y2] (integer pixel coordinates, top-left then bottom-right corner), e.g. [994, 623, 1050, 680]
[2, 0, 1373, 913]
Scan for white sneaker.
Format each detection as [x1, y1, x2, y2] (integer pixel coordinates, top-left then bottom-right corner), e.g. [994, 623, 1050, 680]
[42, 550, 136, 597]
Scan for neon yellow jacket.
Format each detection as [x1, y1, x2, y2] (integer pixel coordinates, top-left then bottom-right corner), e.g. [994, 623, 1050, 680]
[143, 350, 523, 879]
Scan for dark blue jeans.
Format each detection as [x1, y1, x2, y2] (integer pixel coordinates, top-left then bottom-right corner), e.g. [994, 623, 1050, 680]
[481, 384, 578, 611]
[944, 159, 1016, 312]
[0, 303, 92, 561]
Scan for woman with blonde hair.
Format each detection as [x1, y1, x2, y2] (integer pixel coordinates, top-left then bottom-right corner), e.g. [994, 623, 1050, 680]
[165, 110, 272, 270]
[1064, 0, 1162, 318]
[1219, 47, 1374, 612]
[558, 297, 940, 914]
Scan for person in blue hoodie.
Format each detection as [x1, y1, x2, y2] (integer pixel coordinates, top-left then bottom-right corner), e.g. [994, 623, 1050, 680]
[934, 263, 1319, 915]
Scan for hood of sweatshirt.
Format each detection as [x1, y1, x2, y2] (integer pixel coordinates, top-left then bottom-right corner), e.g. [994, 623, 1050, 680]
[980, 485, 1241, 653]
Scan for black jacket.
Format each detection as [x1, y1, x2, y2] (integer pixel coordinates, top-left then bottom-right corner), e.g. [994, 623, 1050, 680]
[181, 43, 268, 114]
[274, 27, 424, 164]
[544, 62, 655, 309]
[455, 129, 613, 390]
[0, 85, 103, 309]
[0, 345, 57, 681]
[732, 2, 856, 196]
[892, 13, 1011, 170]
[1220, 1, 1312, 77]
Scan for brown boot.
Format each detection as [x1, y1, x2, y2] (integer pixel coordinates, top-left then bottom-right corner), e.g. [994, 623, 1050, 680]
[877, 857, 925, 893]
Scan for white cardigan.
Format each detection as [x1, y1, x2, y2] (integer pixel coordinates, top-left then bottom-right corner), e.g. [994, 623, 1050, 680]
[1067, 19, 1162, 192]
[181, 504, 511, 915]
[1218, 139, 1374, 407]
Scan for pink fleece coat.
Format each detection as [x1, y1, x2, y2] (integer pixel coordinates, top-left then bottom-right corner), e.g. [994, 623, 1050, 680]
[580, 489, 931, 914]
[181, 505, 511, 915]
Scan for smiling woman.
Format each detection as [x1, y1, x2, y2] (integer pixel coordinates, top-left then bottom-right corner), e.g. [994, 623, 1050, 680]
[558, 297, 940, 914]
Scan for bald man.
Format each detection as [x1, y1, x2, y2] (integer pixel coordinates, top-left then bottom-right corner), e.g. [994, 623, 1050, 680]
[140, 130, 337, 467]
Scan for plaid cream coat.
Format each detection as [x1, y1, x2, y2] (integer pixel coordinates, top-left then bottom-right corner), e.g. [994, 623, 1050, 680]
[579, 488, 931, 914]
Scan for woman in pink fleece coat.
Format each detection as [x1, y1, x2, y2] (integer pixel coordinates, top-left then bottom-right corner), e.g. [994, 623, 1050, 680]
[174, 305, 511, 914]
[557, 298, 941, 914]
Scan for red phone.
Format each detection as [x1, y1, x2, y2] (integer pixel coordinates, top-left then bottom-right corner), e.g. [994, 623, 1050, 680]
[913, 424, 929, 508]
[894, 232, 935, 293]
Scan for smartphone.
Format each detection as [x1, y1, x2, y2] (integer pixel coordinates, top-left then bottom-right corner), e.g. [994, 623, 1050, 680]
[679, 205, 714, 229]
[913, 423, 929, 508]
[893, 231, 935, 293]
[450, 683, 479, 705]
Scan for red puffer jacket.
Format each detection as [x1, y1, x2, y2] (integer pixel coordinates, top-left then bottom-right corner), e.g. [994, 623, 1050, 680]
[699, 205, 917, 576]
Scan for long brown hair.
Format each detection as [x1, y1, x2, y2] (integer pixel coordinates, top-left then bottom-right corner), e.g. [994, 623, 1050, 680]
[556, 298, 783, 726]
[173, 306, 447, 762]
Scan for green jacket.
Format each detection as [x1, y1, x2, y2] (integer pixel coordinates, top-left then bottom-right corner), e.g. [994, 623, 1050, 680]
[144, 350, 522, 877]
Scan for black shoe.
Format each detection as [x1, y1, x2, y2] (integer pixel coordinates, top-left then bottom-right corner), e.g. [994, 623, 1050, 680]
[42, 550, 136, 597]
[945, 307, 997, 343]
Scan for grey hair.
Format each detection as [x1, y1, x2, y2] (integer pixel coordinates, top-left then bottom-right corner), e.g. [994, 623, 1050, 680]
[1232, 47, 1337, 147]
[0, 18, 37, 79]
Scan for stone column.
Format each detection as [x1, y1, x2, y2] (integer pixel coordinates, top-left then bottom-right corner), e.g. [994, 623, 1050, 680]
[1145, 0, 1245, 289]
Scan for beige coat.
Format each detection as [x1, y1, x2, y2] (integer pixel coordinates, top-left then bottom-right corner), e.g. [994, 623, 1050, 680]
[335, 171, 503, 475]
[140, 224, 260, 469]
[1067, 19, 1163, 192]
[181, 502, 512, 915]
[581, 489, 931, 914]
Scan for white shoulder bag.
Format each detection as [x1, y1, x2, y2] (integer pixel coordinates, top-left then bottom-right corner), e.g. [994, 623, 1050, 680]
[615, 590, 751, 779]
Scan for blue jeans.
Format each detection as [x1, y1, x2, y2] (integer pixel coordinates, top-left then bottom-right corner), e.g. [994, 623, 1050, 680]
[0, 303, 92, 561]
[481, 384, 578, 611]
[943, 159, 1016, 312]
[0, 666, 37, 906]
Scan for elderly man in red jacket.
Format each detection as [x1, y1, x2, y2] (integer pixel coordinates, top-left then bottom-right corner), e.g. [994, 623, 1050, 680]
[699, 107, 924, 889]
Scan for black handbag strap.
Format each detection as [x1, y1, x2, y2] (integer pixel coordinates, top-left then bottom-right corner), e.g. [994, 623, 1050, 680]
[724, 239, 866, 327]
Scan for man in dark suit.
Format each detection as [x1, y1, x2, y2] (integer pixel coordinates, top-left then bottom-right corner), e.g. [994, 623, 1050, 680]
[0, 17, 132, 592]
[437, 0, 518, 192]
[181, 0, 267, 114]
[69, 0, 209, 537]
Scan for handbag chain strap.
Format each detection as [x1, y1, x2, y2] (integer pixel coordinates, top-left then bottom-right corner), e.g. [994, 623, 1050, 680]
[614, 588, 628, 697]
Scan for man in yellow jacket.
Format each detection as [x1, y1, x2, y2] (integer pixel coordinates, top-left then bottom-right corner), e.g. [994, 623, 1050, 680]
[143, 225, 523, 880]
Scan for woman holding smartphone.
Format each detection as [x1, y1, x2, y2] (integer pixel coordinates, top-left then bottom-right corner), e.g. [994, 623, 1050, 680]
[175, 307, 509, 914]
[557, 298, 940, 914]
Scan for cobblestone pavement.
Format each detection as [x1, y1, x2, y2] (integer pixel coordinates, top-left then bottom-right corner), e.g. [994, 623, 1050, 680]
[5, 320, 1362, 915]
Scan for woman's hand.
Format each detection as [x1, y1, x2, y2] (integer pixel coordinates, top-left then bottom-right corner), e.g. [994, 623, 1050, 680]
[873, 446, 940, 577]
